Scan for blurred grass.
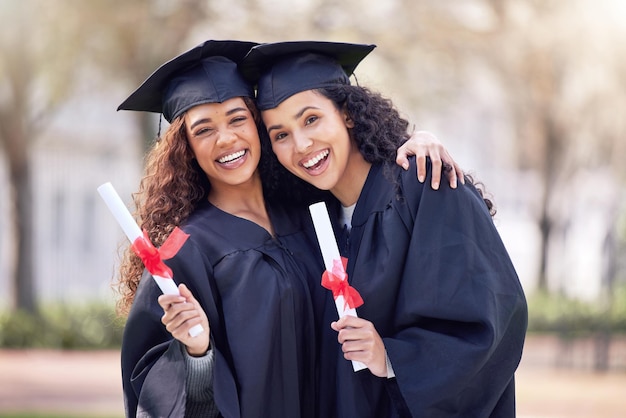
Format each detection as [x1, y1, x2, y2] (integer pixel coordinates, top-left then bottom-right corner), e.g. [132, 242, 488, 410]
[1, 293, 625, 418]
[0, 303, 124, 349]
[2, 287, 626, 349]
[527, 285, 626, 337]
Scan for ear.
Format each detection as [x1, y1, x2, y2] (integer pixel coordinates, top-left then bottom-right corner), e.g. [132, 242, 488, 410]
[342, 107, 355, 128]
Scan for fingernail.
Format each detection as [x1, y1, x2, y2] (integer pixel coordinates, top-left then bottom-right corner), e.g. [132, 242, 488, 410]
[418, 175, 424, 182]
[433, 182, 439, 190]
[402, 162, 409, 170]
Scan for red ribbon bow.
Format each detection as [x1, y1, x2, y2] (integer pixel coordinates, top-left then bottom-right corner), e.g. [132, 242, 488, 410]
[131, 227, 189, 279]
[321, 257, 364, 312]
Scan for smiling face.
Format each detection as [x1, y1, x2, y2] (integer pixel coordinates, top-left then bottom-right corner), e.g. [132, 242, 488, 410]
[184, 97, 261, 192]
[262, 90, 368, 203]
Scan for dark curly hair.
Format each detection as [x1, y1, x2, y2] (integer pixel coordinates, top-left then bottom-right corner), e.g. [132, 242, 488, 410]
[256, 85, 408, 206]
[261, 84, 495, 214]
[318, 85, 410, 164]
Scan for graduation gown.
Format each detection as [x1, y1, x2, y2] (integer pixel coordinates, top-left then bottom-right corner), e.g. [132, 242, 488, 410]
[121, 199, 330, 418]
[331, 159, 528, 418]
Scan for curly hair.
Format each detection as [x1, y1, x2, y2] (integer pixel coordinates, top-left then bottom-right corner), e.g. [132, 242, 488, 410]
[318, 85, 410, 164]
[114, 113, 205, 315]
[316, 84, 496, 215]
[308, 85, 496, 216]
[258, 84, 495, 213]
[115, 97, 278, 315]
[256, 85, 406, 206]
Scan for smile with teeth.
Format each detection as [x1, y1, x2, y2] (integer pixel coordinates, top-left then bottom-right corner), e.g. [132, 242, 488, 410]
[218, 150, 246, 164]
[302, 149, 329, 169]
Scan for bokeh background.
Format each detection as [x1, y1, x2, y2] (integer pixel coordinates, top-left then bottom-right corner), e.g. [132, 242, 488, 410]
[1, 0, 625, 417]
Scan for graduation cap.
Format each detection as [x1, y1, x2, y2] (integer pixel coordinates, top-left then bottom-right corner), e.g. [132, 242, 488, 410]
[118, 40, 258, 123]
[240, 41, 376, 110]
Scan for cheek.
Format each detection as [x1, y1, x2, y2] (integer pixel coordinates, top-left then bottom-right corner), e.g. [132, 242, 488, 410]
[271, 143, 293, 166]
[187, 142, 200, 159]
[189, 140, 214, 165]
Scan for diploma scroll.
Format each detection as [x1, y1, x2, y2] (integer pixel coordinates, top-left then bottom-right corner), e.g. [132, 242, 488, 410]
[309, 201, 366, 371]
[98, 182, 203, 338]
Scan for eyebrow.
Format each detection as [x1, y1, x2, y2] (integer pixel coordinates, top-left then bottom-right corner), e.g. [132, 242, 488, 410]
[189, 106, 248, 131]
[266, 106, 319, 134]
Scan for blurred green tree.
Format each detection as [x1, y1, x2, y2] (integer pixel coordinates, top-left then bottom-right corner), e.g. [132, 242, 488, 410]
[0, 1, 85, 312]
[0, 0, 208, 312]
[476, 0, 626, 291]
[383, 0, 626, 293]
[78, 0, 210, 152]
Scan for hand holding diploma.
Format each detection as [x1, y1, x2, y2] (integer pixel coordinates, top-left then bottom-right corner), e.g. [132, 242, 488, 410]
[309, 201, 366, 371]
[159, 283, 210, 355]
[331, 314, 389, 377]
[98, 182, 203, 337]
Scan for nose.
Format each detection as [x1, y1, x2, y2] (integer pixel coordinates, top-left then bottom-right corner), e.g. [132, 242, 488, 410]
[215, 127, 237, 146]
[293, 131, 313, 153]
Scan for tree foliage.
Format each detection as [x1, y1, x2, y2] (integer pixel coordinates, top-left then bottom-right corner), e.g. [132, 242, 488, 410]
[0, 0, 624, 313]
[0, 0, 87, 312]
[0, 0, 208, 312]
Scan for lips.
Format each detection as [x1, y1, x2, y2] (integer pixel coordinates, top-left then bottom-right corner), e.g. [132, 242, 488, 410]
[217, 150, 246, 164]
[301, 149, 329, 169]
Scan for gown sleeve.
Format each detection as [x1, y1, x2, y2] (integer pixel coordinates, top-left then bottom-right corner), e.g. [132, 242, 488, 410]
[121, 241, 222, 417]
[382, 163, 528, 416]
[121, 268, 187, 417]
[384, 162, 527, 416]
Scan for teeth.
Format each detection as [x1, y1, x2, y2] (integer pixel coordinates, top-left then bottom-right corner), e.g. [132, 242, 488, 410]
[302, 150, 329, 168]
[218, 150, 245, 163]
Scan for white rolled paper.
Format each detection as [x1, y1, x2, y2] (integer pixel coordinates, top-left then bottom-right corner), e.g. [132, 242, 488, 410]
[98, 182, 203, 337]
[309, 201, 366, 371]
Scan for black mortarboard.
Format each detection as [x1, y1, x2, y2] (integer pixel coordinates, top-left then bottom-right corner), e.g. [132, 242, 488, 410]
[118, 40, 258, 122]
[240, 41, 376, 110]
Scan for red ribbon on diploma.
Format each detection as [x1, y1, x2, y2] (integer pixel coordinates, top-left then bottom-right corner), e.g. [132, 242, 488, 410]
[131, 227, 189, 279]
[321, 257, 364, 311]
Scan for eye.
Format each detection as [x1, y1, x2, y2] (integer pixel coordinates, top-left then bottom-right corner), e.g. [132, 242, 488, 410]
[272, 132, 289, 142]
[304, 115, 318, 125]
[193, 126, 214, 137]
[231, 115, 248, 125]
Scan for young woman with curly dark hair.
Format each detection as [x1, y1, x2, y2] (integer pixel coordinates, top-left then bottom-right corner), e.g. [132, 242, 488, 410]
[243, 41, 528, 418]
[116, 40, 339, 417]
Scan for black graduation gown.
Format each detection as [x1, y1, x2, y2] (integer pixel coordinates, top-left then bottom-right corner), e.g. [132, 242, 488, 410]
[331, 160, 528, 418]
[121, 199, 330, 418]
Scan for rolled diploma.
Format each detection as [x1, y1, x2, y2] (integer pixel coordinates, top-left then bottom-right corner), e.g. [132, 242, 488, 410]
[309, 201, 366, 371]
[98, 182, 203, 337]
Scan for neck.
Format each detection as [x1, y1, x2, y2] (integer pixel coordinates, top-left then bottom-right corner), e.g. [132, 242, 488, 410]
[208, 172, 274, 235]
[331, 146, 371, 207]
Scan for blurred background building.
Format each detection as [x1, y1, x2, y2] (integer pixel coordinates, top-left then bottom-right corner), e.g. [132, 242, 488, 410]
[1, 0, 625, 318]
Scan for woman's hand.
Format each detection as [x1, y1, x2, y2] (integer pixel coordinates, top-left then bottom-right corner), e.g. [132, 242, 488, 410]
[331, 315, 388, 377]
[396, 130, 465, 190]
[158, 283, 210, 357]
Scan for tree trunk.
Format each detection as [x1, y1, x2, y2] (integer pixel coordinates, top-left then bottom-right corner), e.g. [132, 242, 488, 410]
[10, 159, 36, 313]
[1, 98, 36, 313]
[535, 148, 553, 292]
[536, 115, 562, 292]
[536, 205, 551, 291]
